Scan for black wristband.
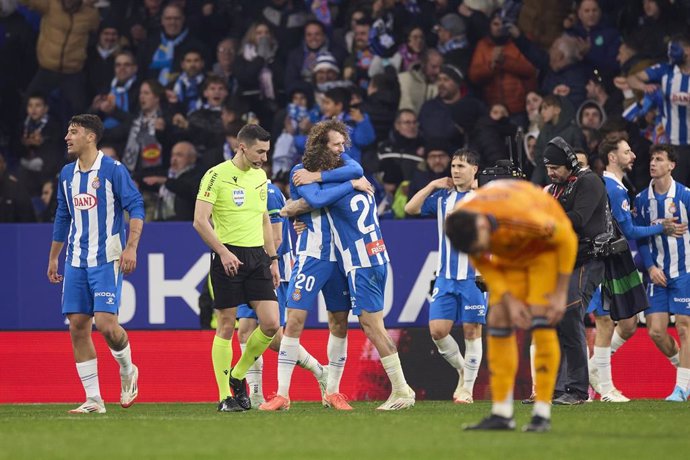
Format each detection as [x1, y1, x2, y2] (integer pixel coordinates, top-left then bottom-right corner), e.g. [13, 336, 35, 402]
[270, 255, 279, 261]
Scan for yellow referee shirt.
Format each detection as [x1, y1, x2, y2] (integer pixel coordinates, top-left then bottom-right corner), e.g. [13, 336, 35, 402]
[197, 160, 268, 247]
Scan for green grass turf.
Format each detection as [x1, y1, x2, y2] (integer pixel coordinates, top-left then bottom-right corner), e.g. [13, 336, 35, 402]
[1, 401, 689, 460]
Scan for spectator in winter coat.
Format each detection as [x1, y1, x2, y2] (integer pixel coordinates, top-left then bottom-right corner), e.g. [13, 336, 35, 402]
[469, 10, 536, 121]
[397, 48, 442, 114]
[418, 64, 486, 151]
[21, 0, 100, 115]
[568, 0, 621, 79]
[511, 25, 590, 109]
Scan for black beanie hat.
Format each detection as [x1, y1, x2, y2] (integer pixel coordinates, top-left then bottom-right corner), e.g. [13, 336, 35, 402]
[543, 142, 569, 166]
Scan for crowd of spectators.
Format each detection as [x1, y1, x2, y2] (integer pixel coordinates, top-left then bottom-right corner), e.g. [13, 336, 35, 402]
[1, 0, 690, 223]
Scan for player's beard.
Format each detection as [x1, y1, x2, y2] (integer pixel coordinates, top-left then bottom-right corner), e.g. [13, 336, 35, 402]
[66, 149, 78, 161]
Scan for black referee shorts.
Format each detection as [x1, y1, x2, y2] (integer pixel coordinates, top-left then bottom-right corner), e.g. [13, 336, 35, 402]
[210, 245, 277, 309]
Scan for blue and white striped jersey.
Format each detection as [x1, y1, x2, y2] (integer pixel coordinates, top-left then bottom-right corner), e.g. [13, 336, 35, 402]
[645, 63, 690, 146]
[289, 155, 363, 261]
[421, 189, 476, 281]
[267, 182, 294, 281]
[290, 165, 337, 261]
[603, 171, 664, 240]
[327, 190, 390, 273]
[53, 152, 145, 268]
[634, 180, 690, 279]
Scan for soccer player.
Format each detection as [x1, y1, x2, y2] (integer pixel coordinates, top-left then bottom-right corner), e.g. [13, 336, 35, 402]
[633, 145, 690, 401]
[260, 120, 371, 411]
[591, 136, 685, 402]
[282, 121, 416, 411]
[193, 124, 281, 412]
[404, 149, 486, 403]
[47, 114, 144, 414]
[446, 180, 577, 432]
[236, 181, 327, 407]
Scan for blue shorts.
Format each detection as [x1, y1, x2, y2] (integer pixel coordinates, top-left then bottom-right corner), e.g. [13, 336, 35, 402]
[646, 273, 690, 316]
[237, 283, 288, 325]
[348, 265, 387, 316]
[429, 277, 487, 324]
[62, 261, 122, 316]
[286, 256, 350, 312]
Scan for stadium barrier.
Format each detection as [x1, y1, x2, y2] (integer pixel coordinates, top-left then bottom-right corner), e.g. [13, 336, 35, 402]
[0, 328, 678, 403]
[0, 223, 680, 401]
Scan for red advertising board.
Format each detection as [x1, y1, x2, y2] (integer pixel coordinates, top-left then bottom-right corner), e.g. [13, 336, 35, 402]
[0, 328, 679, 403]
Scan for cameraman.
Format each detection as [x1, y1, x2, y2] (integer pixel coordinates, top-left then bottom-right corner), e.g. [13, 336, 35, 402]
[543, 136, 607, 405]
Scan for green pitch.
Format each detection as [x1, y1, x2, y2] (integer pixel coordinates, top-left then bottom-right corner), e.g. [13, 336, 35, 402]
[1, 401, 689, 460]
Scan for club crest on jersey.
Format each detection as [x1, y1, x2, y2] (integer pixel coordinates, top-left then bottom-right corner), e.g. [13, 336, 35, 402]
[260, 188, 266, 201]
[292, 289, 302, 301]
[621, 199, 630, 212]
[73, 193, 97, 210]
[667, 201, 677, 215]
[233, 189, 245, 206]
[92, 176, 100, 189]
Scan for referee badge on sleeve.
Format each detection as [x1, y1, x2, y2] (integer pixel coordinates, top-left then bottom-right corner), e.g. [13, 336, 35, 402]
[233, 189, 245, 207]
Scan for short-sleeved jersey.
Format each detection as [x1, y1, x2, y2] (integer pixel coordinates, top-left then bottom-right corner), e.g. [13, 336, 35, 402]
[53, 151, 145, 268]
[457, 180, 577, 274]
[327, 190, 390, 273]
[645, 63, 690, 146]
[197, 160, 268, 247]
[421, 188, 475, 280]
[634, 180, 690, 279]
[267, 182, 294, 281]
[290, 164, 337, 261]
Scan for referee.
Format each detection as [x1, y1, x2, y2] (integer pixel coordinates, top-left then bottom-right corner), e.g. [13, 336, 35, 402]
[193, 124, 280, 412]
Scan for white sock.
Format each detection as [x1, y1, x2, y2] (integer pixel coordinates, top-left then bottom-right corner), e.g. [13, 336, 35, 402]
[241, 343, 263, 399]
[76, 359, 102, 401]
[463, 338, 482, 391]
[611, 330, 626, 354]
[110, 343, 133, 377]
[669, 352, 680, 368]
[277, 335, 299, 397]
[433, 334, 465, 376]
[327, 334, 347, 394]
[380, 352, 408, 393]
[297, 345, 324, 379]
[491, 395, 514, 418]
[533, 401, 551, 419]
[529, 343, 537, 394]
[594, 346, 613, 394]
[676, 367, 690, 391]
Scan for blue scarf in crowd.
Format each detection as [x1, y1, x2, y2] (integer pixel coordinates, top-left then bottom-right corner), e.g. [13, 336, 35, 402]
[104, 76, 136, 129]
[173, 72, 205, 114]
[150, 29, 189, 85]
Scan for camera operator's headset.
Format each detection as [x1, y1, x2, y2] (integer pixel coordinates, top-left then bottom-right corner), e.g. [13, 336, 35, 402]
[547, 136, 580, 171]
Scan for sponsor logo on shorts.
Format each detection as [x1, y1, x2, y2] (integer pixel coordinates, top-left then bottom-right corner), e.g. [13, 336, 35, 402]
[292, 289, 302, 301]
[106, 297, 115, 305]
[73, 193, 97, 210]
[673, 297, 690, 303]
[350, 296, 357, 308]
[95, 292, 115, 297]
[466, 304, 485, 315]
